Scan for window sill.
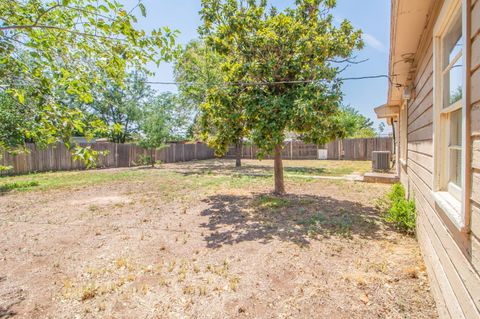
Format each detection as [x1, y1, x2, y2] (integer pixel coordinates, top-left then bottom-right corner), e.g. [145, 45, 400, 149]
[431, 191, 464, 231]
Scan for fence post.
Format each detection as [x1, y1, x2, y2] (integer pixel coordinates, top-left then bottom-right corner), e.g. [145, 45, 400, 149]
[182, 144, 185, 162]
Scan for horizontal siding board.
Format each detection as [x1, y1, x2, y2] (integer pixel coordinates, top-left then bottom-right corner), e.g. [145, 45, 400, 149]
[408, 123, 433, 142]
[408, 149, 434, 172]
[417, 212, 456, 318]
[473, 171, 480, 202]
[409, 77, 433, 118]
[409, 91, 434, 124]
[473, 35, 480, 72]
[472, 203, 480, 241]
[409, 156, 434, 186]
[408, 106, 434, 133]
[413, 54, 434, 98]
[473, 0, 480, 37]
[414, 185, 469, 318]
[471, 236, 480, 279]
[412, 183, 480, 316]
[473, 104, 480, 134]
[473, 68, 480, 105]
[408, 140, 434, 156]
[414, 39, 434, 91]
[474, 138, 480, 169]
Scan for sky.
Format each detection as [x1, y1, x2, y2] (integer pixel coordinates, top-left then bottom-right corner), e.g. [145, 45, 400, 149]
[124, 0, 391, 130]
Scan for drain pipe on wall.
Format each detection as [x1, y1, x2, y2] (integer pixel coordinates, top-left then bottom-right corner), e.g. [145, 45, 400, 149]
[391, 119, 400, 177]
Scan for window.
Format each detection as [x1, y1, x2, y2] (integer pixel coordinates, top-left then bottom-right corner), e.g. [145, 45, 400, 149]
[433, 0, 466, 227]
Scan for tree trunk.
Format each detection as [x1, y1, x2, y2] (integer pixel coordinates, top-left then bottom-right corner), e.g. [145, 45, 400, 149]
[235, 140, 243, 168]
[274, 143, 285, 195]
[151, 148, 155, 167]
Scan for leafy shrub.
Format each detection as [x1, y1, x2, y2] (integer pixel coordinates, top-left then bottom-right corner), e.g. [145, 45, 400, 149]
[0, 181, 39, 193]
[135, 154, 153, 166]
[381, 183, 416, 233]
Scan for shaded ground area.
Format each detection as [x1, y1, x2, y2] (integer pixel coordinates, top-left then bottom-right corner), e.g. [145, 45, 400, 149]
[160, 159, 372, 177]
[0, 161, 437, 318]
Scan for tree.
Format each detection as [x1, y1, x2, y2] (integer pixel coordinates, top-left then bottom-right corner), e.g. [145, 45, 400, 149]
[335, 106, 376, 138]
[378, 122, 386, 136]
[138, 92, 192, 166]
[200, 85, 250, 167]
[175, 40, 248, 167]
[201, 0, 363, 193]
[88, 72, 153, 143]
[0, 0, 177, 163]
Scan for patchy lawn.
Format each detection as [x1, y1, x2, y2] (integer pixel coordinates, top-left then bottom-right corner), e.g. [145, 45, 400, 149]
[161, 159, 372, 177]
[0, 160, 437, 318]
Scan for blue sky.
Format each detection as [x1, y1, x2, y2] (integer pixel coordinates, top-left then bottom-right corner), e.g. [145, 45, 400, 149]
[125, 0, 391, 129]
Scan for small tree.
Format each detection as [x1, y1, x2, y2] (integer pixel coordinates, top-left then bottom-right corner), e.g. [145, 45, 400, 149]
[175, 40, 249, 167]
[88, 72, 153, 143]
[201, 0, 363, 193]
[138, 92, 191, 166]
[336, 106, 376, 138]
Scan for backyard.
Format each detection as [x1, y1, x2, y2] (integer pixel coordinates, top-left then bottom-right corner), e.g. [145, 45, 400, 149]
[0, 160, 437, 318]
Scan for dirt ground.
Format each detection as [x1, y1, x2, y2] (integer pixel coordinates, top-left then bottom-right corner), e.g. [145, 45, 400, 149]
[0, 160, 437, 318]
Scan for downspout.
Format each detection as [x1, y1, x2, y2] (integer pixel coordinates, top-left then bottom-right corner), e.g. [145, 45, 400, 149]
[392, 118, 400, 176]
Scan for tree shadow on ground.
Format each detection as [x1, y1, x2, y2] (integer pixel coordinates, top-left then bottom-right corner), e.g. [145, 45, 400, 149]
[168, 163, 331, 177]
[0, 305, 17, 318]
[199, 193, 394, 248]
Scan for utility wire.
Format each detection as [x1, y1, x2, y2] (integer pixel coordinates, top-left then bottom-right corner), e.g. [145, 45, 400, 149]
[0, 74, 402, 89]
[143, 74, 400, 87]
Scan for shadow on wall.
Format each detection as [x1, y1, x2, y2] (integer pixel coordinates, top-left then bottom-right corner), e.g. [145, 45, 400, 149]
[199, 193, 396, 248]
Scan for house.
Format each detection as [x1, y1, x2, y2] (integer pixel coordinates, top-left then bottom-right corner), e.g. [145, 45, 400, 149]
[375, 0, 480, 317]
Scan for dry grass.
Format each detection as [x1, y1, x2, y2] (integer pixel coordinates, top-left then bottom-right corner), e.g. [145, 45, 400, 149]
[0, 160, 437, 318]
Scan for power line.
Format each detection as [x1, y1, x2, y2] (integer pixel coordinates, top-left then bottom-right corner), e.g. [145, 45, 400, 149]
[0, 74, 401, 89]
[143, 74, 400, 87]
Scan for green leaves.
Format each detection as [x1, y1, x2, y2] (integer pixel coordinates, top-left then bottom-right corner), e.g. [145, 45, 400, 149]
[139, 3, 147, 17]
[138, 92, 191, 149]
[200, 0, 363, 155]
[0, 0, 178, 166]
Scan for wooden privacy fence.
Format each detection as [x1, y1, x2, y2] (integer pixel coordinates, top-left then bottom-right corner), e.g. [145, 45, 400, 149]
[326, 137, 393, 160]
[1, 138, 392, 175]
[0, 142, 215, 175]
[226, 141, 319, 160]
[226, 137, 393, 161]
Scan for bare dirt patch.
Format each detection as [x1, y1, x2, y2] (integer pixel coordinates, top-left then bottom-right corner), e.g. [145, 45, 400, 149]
[0, 161, 437, 318]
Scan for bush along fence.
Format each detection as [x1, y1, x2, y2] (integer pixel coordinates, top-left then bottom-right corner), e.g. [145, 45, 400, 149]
[0, 142, 215, 175]
[225, 137, 393, 161]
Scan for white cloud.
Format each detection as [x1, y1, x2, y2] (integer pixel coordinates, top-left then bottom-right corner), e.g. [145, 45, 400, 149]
[363, 33, 387, 52]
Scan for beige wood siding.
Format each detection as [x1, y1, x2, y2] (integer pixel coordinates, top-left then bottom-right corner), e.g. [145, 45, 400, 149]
[400, 0, 480, 317]
[470, 0, 480, 287]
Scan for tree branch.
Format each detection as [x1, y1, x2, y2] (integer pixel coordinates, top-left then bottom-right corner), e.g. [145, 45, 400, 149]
[0, 25, 127, 42]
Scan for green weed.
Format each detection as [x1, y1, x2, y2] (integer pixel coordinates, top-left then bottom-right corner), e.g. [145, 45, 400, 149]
[380, 183, 416, 233]
[0, 181, 39, 193]
[255, 195, 291, 210]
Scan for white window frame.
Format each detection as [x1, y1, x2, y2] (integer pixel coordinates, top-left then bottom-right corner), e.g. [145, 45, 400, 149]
[432, 0, 468, 230]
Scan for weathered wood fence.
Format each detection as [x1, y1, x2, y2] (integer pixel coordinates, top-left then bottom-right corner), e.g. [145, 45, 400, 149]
[226, 137, 393, 161]
[226, 141, 319, 160]
[326, 137, 393, 160]
[0, 142, 215, 175]
[1, 137, 392, 175]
